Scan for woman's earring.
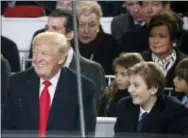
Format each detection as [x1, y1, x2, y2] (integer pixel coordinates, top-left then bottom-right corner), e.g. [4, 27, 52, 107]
[172, 42, 177, 47]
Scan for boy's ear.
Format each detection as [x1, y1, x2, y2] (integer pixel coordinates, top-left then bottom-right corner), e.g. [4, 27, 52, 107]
[150, 86, 158, 95]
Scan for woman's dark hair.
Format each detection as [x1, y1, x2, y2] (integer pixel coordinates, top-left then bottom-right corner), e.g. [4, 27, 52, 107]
[148, 11, 183, 45]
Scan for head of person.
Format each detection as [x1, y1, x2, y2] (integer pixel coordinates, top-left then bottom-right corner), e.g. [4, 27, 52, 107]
[32, 32, 68, 80]
[56, 0, 72, 11]
[76, 1, 102, 44]
[127, 62, 165, 110]
[139, 1, 170, 23]
[45, 9, 74, 47]
[113, 52, 144, 90]
[148, 11, 183, 59]
[173, 58, 188, 93]
[123, 0, 144, 22]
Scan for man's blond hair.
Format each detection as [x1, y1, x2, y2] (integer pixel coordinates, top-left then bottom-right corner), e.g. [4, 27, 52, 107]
[32, 32, 68, 56]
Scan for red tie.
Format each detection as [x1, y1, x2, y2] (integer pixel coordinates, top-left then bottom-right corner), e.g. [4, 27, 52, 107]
[39, 80, 51, 137]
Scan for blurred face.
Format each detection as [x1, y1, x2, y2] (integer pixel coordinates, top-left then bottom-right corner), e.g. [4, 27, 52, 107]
[46, 17, 67, 34]
[173, 76, 188, 93]
[78, 13, 100, 44]
[124, 0, 144, 22]
[142, 1, 169, 22]
[149, 25, 172, 58]
[56, 0, 72, 11]
[128, 75, 157, 109]
[114, 64, 129, 90]
[32, 40, 64, 80]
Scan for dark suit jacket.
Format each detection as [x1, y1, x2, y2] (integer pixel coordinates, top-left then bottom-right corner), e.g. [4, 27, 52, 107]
[1, 36, 20, 72]
[2, 67, 96, 134]
[141, 48, 187, 100]
[111, 13, 140, 42]
[120, 25, 149, 53]
[1, 55, 11, 106]
[114, 96, 188, 135]
[69, 53, 106, 109]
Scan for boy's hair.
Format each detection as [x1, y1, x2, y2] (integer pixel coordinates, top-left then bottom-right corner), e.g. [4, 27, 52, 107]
[175, 58, 188, 84]
[127, 61, 165, 96]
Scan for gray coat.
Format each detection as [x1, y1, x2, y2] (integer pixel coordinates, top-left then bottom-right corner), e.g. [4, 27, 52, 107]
[111, 13, 138, 42]
[69, 52, 106, 109]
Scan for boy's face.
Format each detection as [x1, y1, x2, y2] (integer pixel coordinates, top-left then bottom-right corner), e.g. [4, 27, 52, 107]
[173, 76, 188, 93]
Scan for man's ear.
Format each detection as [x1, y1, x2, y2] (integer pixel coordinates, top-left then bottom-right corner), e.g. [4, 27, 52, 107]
[66, 31, 74, 41]
[58, 54, 67, 66]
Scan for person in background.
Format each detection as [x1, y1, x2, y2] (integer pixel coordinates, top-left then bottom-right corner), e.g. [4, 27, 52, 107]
[115, 61, 188, 135]
[77, 1, 120, 75]
[2, 32, 96, 136]
[173, 58, 188, 108]
[1, 36, 20, 73]
[120, 1, 171, 53]
[56, 0, 72, 11]
[142, 11, 187, 101]
[120, 1, 188, 55]
[1, 55, 11, 107]
[98, 52, 144, 117]
[111, 0, 145, 42]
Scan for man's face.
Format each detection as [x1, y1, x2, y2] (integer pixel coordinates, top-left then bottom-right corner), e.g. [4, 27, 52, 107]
[32, 39, 64, 80]
[56, 0, 72, 11]
[78, 13, 100, 44]
[124, 0, 144, 22]
[142, 1, 169, 22]
[46, 17, 67, 34]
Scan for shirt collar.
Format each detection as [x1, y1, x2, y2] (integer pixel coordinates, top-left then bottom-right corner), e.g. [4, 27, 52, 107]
[140, 106, 151, 114]
[134, 20, 145, 26]
[40, 69, 61, 87]
[181, 96, 188, 105]
[64, 47, 74, 67]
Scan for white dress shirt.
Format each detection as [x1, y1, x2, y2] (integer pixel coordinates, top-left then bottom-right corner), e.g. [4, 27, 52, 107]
[39, 69, 61, 105]
[64, 47, 74, 67]
[134, 20, 145, 26]
[138, 106, 151, 121]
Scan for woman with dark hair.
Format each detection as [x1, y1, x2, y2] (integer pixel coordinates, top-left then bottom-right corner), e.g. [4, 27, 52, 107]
[141, 11, 188, 101]
[98, 52, 144, 117]
[114, 62, 188, 135]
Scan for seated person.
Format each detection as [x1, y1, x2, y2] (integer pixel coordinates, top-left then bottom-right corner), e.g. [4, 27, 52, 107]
[1, 55, 11, 106]
[173, 58, 188, 108]
[1, 36, 20, 72]
[2, 32, 96, 136]
[77, 1, 120, 74]
[141, 11, 187, 101]
[114, 61, 188, 135]
[98, 52, 144, 117]
[111, 1, 145, 42]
